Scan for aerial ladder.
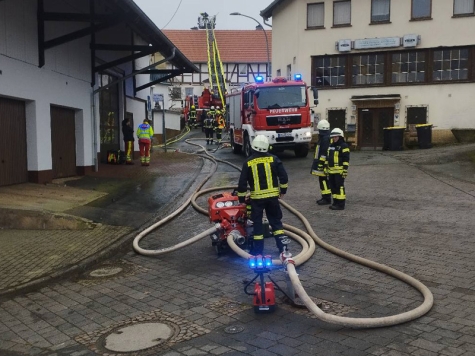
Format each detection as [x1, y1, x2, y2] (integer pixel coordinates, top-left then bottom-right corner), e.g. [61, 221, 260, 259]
[198, 13, 227, 107]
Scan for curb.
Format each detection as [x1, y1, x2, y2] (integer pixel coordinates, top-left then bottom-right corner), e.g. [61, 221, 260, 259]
[0, 153, 206, 300]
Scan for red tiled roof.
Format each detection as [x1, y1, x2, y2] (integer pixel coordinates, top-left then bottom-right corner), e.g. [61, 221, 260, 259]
[162, 30, 272, 63]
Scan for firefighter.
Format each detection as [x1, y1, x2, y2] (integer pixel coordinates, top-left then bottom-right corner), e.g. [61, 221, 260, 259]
[325, 128, 350, 210]
[237, 135, 289, 255]
[209, 106, 216, 120]
[136, 119, 154, 166]
[311, 120, 331, 205]
[214, 110, 225, 144]
[122, 118, 135, 165]
[189, 105, 197, 128]
[203, 111, 214, 145]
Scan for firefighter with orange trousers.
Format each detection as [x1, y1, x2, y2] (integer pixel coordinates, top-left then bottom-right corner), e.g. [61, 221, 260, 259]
[136, 119, 154, 166]
[214, 107, 225, 144]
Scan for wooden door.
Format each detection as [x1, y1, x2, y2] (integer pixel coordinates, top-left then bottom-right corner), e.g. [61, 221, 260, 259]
[0, 98, 28, 186]
[51, 106, 76, 179]
[359, 108, 394, 149]
[328, 109, 346, 131]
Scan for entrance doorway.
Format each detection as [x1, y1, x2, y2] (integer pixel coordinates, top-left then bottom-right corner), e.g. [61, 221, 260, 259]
[51, 106, 77, 179]
[358, 107, 394, 149]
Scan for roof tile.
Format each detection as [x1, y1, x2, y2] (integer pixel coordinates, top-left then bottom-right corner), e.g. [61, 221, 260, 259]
[162, 30, 272, 63]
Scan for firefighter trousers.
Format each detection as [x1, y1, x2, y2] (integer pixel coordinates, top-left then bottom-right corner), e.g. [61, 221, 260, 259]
[124, 140, 134, 163]
[138, 139, 151, 166]
[205, 128, 214, 144]
[250, 197, 286, 254]
[318, 176, 331, 201]
[328, 173, 346, 208]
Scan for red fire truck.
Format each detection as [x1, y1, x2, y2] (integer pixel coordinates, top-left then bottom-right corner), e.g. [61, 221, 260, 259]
[227, 75, 318, 157]
[183, 88, 224, 128]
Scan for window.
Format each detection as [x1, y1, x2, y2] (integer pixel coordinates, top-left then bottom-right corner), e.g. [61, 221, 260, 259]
[454, 0, 475, 15]
[412, 0, 431, 19]
[307, 3, 324, 28]
[407, 106, 427, 127]
[333, 1, 351, 26]
[391, 51, 426, 83]
[185, 87, 193, 97]
[371, 0, 390, 22]
[276, 69, 281, 76]
[352, 54, 385, 85]
[239, 64, 247, 76]
[433, 48, 469, 81]
[287, 64, 292, 80]
[314, 56, 346, 87]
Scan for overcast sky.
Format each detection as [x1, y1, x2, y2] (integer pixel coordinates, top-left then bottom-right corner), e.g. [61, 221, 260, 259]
[134, 0, 273, 30]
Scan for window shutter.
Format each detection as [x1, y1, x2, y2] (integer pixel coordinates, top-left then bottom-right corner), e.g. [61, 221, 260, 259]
[454, 0, 474, 14]
[307, 3, 324, 27]
[334, 1, 351, 25]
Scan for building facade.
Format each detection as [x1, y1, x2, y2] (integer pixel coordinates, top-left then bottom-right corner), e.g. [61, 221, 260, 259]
[159, 29, 272, 108]
[262, 0, 475, 149]
[0, 0, 196, 186]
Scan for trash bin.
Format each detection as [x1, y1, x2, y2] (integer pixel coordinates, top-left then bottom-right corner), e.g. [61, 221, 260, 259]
[383, 127, 405, 151]
[415, 124, 433, 149]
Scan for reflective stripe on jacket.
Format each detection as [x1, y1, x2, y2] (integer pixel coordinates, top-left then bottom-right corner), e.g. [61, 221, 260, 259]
[326, 140, 350, 174]
[137, 123, 154, 140]
[237, 152, 288, 201]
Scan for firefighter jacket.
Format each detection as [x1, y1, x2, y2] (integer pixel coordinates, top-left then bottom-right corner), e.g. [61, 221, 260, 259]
[237, 151, 288, 202]
[325, 138, 350, 175]
[215, 115, 225, 129]
[208, 109, 216, 118]
[190, 108, 197, 119]
[203, 116, 214, 129]
[311, 130, 330, 176]
[122, 120, 134, 142]
[137, 123, 154, 141]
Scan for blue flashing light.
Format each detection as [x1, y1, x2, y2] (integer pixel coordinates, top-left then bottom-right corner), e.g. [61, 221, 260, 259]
[294, 74, 302, 81]
[264, 255, 272, 267]
[255, 76, 264, 83]
[248, 256, 257, 268]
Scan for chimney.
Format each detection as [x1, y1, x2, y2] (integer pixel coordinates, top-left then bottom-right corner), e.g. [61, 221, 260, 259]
[255, 24, 263, 30]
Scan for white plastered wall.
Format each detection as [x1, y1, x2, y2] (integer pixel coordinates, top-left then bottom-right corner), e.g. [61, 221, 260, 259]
[270, 0, 475, 131]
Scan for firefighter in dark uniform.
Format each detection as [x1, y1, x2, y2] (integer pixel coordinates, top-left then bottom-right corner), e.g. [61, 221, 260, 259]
[237, 135, 289, 255]
[311, 120, 332, 205]
[208, 106, 216, 120]
[203, 112, 214, 145]
[325, 128, 350, 210]
[189, 105, 197, 128]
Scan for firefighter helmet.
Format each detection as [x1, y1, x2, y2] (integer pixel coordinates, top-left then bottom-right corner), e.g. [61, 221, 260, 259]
[251, 135, 269, 152]
[216, 106, 220, 110]
[317, 120, 330, 130]
[330, 128, 344, 138]
[211, 106, 215, 110]
[191, 105, 195, 109]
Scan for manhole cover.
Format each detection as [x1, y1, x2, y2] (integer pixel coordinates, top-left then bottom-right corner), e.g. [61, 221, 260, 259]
[89, 266, 123, 278]
[103, 322, 175, 353]
[224, 325, 244, 334]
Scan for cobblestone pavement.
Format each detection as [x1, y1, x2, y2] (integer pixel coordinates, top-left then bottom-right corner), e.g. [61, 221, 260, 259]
[1, 135, 475, 356]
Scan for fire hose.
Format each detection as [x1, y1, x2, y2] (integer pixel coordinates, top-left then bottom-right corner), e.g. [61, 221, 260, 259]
[133, 138, 433, 328]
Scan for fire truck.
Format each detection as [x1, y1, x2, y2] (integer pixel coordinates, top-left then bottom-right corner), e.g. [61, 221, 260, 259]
[183, 88, 223, 128]
[227, 75, 318, 158]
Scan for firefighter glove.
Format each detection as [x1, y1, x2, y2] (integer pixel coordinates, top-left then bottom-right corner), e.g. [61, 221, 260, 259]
[342, 170, 348, 178]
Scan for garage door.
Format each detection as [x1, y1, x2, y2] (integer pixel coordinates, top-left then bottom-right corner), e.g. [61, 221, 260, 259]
[0, 98, 28, 186]
[51, 106, 77, 179]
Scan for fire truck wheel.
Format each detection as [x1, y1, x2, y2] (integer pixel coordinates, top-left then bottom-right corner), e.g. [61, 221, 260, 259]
[244, 136, 252, 157]
[231, 132, 242, 154]
[294, 145, 309, 158]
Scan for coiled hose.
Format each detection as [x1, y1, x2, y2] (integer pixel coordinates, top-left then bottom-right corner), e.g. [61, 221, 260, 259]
[133, 138, 434, 328]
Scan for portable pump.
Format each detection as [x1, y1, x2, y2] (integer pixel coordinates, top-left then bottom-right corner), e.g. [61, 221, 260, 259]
[207, 191, 249, 254]
[245, 255, 276, 313]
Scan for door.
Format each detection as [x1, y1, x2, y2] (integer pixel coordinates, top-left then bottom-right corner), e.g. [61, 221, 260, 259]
[0, 98, 28, 186]
[358, 108, 393, 149]
[328, 109, 346, 131]
[51, 106, 76, 179]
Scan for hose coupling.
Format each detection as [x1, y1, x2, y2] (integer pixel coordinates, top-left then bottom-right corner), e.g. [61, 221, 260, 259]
[229, 230, 246, 245]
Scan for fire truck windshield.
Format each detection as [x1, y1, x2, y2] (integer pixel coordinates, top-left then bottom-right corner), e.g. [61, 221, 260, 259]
[256, 86, 307, 109]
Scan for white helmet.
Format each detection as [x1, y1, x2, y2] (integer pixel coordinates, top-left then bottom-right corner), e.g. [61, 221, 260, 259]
[317, 120, 330, 131]
[216, 106, 220, 110]
[211, 106, 215, 110]
[251, 135, 269, 152]
[330, 128, 344, 138]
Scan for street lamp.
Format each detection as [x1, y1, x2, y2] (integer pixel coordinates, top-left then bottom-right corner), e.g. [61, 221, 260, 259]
[230, 12, 271, 80]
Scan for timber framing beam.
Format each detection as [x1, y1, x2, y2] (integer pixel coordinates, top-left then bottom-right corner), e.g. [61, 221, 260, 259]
[93, 47, 159, 73]
[135, 71, 186, 92]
